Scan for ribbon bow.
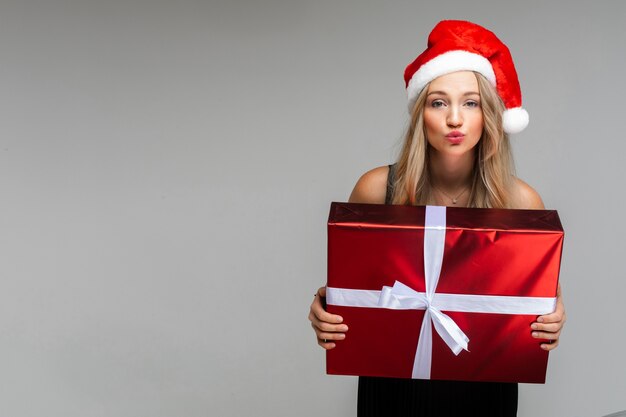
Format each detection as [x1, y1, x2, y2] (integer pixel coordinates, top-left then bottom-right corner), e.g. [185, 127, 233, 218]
[378, 280, 469, 378]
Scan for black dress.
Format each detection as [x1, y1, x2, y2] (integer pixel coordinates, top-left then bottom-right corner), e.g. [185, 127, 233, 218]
[356, 164, 518, 417]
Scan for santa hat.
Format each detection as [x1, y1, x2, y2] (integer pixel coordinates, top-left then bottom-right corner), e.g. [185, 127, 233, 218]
[404, 20, 529, 134]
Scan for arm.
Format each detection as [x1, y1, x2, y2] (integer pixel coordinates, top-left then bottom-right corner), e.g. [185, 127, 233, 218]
[514, 178, 567, 351]
[308, 166, 389, 349]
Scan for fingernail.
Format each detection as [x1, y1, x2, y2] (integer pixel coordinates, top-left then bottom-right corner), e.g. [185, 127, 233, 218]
[541, 344, 548, 350]
[338, 334, 346, 339]
[336, 316, 344, 323]
[532, 332, 538, 338]
[537, 317, 544, 323]
[531, 324, 538, 330]
[340, 325, 349, 331]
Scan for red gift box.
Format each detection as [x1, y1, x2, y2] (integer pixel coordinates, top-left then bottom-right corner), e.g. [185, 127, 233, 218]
[326, 202, 564, 383]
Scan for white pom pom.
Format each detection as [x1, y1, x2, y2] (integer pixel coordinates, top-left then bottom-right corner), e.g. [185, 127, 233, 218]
[502, 107, 529, 134]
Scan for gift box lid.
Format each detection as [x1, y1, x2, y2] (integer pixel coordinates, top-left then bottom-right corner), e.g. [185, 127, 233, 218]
[329, 202, 563, 234]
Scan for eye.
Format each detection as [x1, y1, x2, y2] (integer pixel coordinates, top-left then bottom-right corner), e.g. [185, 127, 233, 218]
[465, 100, 480, 108]
[430, 99, 445, 108]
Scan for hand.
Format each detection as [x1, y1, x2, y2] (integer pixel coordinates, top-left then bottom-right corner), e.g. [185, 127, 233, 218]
[308, 286, 349, 350]
[531, 283, 566, 351]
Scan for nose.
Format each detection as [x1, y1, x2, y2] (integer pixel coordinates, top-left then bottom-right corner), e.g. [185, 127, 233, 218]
[447, 106, 463, 127]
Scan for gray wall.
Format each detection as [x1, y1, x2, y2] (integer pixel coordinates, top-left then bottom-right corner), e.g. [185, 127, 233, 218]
[0, 1, 624, 416]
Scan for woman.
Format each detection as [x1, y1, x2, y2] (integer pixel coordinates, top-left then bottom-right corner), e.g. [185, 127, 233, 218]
[308, 20, 566, 416]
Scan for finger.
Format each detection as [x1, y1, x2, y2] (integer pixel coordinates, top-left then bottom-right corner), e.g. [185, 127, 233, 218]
[310, 317, 349, 334]
[311, 296, 344, 325]
[541, 339, 559, 351]
[531, 322, 563, 333]
[313, 324, 344, 349]
[531, 330, 561, 341]
[536, 311, 564, 324]
[316, 331, 346, 341]
[317, 286, 327, 297]
[318, 339, 337, 350]
[311, 321, 345, 337]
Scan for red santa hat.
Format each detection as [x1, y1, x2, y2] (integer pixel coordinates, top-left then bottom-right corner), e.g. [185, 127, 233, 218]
[404, 20, 529, 134]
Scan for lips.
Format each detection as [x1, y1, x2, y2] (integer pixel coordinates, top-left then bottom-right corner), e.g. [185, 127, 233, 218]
[446, 131, 465, 144]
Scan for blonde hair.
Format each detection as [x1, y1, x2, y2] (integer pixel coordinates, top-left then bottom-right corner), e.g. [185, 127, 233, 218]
[391, 72, 515, 208]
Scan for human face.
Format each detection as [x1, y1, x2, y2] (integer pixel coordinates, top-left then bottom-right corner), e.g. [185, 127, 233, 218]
[423, 71, 483, 158]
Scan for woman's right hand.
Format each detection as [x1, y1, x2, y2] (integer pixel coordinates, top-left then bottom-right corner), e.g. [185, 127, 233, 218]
[308, 286, 349, 350]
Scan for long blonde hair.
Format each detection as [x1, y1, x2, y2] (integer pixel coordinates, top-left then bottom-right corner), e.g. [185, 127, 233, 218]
[391, 72, 515, 208]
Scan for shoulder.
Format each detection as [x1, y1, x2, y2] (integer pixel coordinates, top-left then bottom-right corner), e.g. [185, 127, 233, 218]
[348, 165, 390, 204]
[510, 177, 545, 209]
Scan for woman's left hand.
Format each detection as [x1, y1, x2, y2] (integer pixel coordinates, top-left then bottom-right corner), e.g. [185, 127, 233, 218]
[531, 283, 566, 351]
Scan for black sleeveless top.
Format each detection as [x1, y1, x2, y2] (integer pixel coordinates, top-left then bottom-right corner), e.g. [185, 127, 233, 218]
[356, 164, 518, 417]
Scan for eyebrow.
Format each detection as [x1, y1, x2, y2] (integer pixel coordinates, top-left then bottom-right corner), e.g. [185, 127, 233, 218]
[427, 91, 480, 97]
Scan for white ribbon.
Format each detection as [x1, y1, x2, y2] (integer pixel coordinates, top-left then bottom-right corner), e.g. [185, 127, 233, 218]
[379, 280, 469, 378]
[326, 205, 557, 379]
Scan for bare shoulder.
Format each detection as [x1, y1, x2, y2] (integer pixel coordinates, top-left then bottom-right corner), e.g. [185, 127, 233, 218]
[511, 177, 545, 209]
[348, 166, 389, 204]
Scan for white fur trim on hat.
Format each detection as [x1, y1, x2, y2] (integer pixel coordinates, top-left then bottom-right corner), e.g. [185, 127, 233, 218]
[502, 107, 529, 134]
[406, 50, 496, 112]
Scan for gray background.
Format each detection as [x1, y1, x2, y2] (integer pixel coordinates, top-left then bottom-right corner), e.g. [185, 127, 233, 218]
[0, 1, 624, 416]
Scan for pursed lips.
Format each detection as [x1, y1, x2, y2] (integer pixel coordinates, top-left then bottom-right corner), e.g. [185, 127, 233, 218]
[445, 131, 465, 144]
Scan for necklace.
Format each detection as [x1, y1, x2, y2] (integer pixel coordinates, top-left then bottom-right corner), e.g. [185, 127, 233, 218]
[434, 185, 469, 205]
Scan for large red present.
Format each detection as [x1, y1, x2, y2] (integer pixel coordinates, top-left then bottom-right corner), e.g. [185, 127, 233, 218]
[326, 202, 563, 383]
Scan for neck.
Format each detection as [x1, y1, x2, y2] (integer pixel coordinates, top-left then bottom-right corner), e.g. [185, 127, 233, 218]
[429, 148, 475, 191]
